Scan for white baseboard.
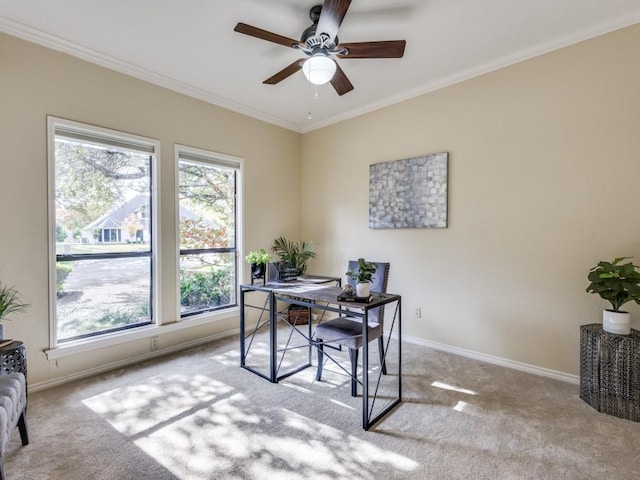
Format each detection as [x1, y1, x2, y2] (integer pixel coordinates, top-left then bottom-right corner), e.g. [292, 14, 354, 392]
[29, 329, 240, 392]
[402, 334, 579, 385]
[29, 327, 578, 393]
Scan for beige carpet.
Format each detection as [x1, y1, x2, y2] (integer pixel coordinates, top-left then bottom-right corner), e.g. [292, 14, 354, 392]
[5, 332, 640, 479]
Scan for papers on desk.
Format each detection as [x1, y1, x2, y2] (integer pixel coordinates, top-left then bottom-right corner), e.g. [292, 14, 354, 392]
[295, 276, 332, 283]
[275, 284, 328, 294]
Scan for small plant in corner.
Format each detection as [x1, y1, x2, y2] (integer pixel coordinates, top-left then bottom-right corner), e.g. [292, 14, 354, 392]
[0, 282, 29, 340]
[586, 257, 640, 312]
[0, 283, 29, 324]
[586, 257, 640, 335]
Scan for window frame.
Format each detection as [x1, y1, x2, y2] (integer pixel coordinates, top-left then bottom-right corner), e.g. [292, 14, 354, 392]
[174, 144, 243, 321]
[47, 116, 162, 349]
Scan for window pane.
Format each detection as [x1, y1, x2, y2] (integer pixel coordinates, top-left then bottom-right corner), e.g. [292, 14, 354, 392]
[178, 153, 238, 318]
[178, 161, 235, 250]
[56, 257, 151, 341]
[55, 138, 151, 255]
[180, 253, 236, 316]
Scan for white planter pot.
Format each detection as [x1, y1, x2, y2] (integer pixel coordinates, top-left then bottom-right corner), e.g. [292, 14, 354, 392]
[602, 310, 631, 335]
[356, 282, 370, 298]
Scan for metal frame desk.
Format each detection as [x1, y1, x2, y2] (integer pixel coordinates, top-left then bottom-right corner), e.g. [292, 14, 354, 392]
[240, 279, 402, 430]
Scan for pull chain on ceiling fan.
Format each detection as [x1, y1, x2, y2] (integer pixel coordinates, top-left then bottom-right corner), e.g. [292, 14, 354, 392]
[234, 0, 406, 96]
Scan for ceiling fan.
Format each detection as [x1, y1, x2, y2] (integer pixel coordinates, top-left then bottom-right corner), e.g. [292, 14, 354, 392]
[234, 0, 406, 96]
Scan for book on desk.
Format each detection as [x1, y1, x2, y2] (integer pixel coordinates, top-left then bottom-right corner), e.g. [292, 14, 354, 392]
[337, 293, 373, 303]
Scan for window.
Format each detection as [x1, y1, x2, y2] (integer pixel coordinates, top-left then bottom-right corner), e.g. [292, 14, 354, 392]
[176, 145, 241, 317]
[48, 117, 159, 344]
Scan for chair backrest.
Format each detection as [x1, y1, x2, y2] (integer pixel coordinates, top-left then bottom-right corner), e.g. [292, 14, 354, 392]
[346, 260, 390, 325]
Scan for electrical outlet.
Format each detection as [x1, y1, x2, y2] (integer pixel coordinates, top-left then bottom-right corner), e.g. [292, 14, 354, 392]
[150, 336, 159, 351]
[414, 307, 422, 318]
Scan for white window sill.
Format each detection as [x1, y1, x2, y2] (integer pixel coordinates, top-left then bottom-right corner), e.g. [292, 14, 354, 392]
[45, 307, 239, 360]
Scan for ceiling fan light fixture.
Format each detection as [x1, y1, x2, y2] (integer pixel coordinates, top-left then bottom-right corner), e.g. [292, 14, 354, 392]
[302, 55, 336, 85]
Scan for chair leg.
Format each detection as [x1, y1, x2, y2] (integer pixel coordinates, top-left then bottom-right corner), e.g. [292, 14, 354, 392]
[315, 339, 324, 381]
[378, 336, 387, 375]
[18, 411, 29, 446]
[349, 348, 359, 397]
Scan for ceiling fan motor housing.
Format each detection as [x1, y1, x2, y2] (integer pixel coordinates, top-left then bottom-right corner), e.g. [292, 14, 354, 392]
[301, 5, 338, 50]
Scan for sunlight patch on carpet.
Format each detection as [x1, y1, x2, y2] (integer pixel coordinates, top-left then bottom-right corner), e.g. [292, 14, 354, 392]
[432, 381, 477, 395]
[82, 373, 235, 436]
[134, 402, 418, 480]
[83, 373, 417, 479]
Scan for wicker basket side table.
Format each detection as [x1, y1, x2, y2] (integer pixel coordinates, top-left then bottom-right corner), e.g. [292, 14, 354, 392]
[579, 324, 640, 422]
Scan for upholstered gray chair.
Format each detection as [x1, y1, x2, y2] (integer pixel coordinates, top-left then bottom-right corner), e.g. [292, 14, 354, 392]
[315, 261, 390, 396]
[0, 372, 28, 480]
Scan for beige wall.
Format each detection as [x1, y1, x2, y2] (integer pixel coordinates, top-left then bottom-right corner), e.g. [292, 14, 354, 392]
[301, 24, 640, 376]
[0, 33, 301, 385]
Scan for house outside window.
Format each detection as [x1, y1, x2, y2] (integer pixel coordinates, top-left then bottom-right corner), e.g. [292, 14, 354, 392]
[176, 145, 241, 318]
[48, 117, 159, 344]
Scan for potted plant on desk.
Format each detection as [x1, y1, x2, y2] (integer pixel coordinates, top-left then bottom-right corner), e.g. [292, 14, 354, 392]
[245, 248, 271, 283]
[346, 258, 378, 298]
[0, 282, 29, 341]
[586, 257, 640, 335]
[272, 236, 316, 281]
[272, 236, 317, 324]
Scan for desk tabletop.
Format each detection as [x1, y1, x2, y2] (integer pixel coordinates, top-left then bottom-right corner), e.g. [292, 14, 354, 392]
[241, 276, 400, 309]
[242, 274, 339, 291]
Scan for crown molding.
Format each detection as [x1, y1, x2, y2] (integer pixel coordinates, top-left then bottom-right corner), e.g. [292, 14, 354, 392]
[301, 12, 640, 133]
[2, 12, 639, 135]
[0, 17, 302, 133]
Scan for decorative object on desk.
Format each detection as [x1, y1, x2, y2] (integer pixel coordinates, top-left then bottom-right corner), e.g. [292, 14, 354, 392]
[337, 284, 372, 303]
[245, 248, 271, 283]
[337, 292, 372, 303]
[346, 258, 378, 298]
[0, 282, 29, 341]
[272, 236, 316, 280]
[369, 152, 448, 229]
[586, 257, 640, 335]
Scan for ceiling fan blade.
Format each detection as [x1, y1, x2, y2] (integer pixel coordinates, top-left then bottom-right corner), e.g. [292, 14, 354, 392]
[316, 0, 352, 42]
[263, 59, 304, 85]
[337, 40, 406, 59]
[330, 63, 354, 96]
[234, 22, 301, 49]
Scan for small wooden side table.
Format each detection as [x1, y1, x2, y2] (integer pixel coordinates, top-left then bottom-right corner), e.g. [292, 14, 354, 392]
[0, 340, 27, 382]
[580, 324, 639, 422]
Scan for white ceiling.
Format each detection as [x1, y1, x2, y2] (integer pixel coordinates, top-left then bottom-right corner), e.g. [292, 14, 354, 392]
[1, 1, 639, 133]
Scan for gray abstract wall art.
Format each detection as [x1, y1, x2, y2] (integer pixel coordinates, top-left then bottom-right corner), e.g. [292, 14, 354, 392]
[369, 152, 448, 229]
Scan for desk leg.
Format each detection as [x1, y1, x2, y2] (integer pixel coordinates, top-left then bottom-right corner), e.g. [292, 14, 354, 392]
[362, 299, 402, 430]
[269, 291, 277, 382]
[398, 298, 402, 402]
[239, 288, 246, 367]
[362, 310, 369, 430]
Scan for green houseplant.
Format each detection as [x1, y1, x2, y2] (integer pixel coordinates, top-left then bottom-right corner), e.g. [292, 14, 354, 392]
[346, 258, 378, 297]
[0, 283, 29, 340]
[272, 236, 316, 280]
[245, 248, 271, 280]
[586, 257, 640, 334]
[271, 236, 317, 324]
